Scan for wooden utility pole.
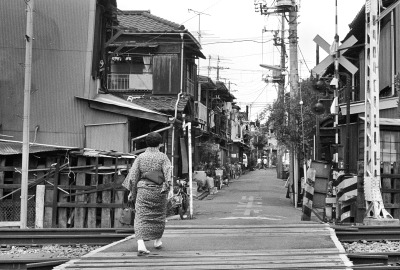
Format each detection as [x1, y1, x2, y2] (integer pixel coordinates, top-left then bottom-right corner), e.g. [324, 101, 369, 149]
[21, 0, 34, 229]
[288, 7, 299, 207]
[208, 56, 229, 81]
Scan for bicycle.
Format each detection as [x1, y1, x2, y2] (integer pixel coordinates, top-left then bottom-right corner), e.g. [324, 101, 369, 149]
[170, 177, 189, 219]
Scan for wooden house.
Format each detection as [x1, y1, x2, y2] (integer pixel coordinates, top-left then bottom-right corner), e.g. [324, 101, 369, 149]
[195, 76, 249, 168]
[104, 10, 205, 176]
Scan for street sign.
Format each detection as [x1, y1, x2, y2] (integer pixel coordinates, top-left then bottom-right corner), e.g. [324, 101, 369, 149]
[312, 35, 358, 75]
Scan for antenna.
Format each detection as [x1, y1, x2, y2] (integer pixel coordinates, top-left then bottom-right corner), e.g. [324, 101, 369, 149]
[187, 9, 210, 47]
[188, 9, 210, 77]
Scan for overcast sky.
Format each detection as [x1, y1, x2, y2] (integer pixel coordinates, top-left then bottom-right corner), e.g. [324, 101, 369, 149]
[117, 0, 365, 120]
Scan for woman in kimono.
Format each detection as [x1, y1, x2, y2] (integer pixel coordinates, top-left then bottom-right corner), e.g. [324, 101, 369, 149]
[122, 132, 172, 256]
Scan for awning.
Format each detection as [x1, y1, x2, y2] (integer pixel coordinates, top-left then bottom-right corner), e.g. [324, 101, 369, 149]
[0, 139, 136, 158]
[0, 139, 77, 155]
[359, 117, 400, 126]
[340, 96, 397, 115]
[76, 94, 172, 123]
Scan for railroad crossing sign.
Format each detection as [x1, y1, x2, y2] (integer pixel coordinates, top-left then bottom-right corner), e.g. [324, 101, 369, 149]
[312, 34, 358, 75]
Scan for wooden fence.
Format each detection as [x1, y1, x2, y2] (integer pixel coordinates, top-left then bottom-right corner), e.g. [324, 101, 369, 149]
[0, 151, 134, 228]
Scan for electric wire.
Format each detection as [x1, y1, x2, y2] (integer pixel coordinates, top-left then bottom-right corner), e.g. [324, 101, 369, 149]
[298, 44, 311, 74]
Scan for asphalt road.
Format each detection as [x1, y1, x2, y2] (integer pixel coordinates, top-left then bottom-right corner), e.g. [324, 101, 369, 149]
[175, 167, 310, 226]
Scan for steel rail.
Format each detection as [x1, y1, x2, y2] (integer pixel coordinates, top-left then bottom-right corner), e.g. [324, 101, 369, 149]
[0, 232, 131, 246]
[347, 253, 400, 269]
[0, 228, 123, 236]
[336, 230, 400, 242]
[0, 258, 68, 270]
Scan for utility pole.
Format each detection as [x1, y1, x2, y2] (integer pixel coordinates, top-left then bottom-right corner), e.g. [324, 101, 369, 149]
[21, 0, 34, 229]
[208, 56, 229, 81]
[278, 13, 286, 101]
[288, 5, 299, 208]
[255, 0, 297, 191]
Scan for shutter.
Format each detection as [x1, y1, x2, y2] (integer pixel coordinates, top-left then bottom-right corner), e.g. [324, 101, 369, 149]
[152, 54, 180, 95]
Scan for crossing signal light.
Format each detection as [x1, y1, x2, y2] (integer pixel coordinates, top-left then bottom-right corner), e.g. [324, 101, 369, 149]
[311, 78, 335, 95]
[311, 99, 333, 115]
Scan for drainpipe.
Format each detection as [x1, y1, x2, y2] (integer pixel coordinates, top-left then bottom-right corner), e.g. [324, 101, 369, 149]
[170, 33, 185, 188]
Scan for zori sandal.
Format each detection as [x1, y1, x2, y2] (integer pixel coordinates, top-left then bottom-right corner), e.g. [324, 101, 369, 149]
[137, 250, 150, 256]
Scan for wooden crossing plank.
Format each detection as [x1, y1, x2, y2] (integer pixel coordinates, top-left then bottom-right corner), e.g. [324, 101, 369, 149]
[55, 225, 351, 270]
[59, 248, 350, 269]
[83, 249, 345, 258]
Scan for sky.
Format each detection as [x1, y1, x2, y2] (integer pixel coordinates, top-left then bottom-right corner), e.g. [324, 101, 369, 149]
[117, 0, 365, 121]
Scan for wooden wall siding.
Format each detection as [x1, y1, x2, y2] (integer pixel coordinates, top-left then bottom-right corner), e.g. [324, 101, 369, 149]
[339, 123, 359, 174]
[379, 22, 392, 91]
[0, 154, 133, 228]
[358, 119, 365, 164]
[152, 54, 180, 95]
[381, 162, 400, 218]
[380, 108, 398, 119]
[358, 50, 365, 102]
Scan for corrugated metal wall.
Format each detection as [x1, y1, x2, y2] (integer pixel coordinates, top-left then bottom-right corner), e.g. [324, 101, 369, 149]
[0, 0, 125, 148]
[85, 122, 128, 152]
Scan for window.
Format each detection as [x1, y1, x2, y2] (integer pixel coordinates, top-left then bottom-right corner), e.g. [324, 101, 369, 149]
[380, 130, 400, 164]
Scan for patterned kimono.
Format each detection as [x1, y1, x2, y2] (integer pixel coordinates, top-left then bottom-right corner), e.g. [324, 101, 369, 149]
[122, 147, 172, 240]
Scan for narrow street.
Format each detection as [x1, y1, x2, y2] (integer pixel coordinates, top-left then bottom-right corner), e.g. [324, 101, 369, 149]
[172, 168, 313, 226]
[56, 169, 351, 269]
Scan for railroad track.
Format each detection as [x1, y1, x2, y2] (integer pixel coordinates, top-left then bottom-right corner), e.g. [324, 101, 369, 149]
[0, 228, 132, 246]
[0, 258, 68, 270]
[334, 225, 400, 242]
[0, 228, 134, 270]
[334, 225, 400, 269]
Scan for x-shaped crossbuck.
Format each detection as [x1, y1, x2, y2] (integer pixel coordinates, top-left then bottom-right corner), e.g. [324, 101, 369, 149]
[312, 35, 358, 76]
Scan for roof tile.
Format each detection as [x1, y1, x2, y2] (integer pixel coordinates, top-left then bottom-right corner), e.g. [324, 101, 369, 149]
[124, 95, 190, 113]
[118, 10, 184, 33]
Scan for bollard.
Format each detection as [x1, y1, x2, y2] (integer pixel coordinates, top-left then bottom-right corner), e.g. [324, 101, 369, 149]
[336, 174, 357, 223]
[301, 168, 316, 221]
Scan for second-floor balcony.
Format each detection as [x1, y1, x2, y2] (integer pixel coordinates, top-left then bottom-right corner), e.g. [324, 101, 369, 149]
[107, 74, 153, 91]
[107, 74, 196, 96]
[186, 78, 195, 97]
[195, 101, 207, 125]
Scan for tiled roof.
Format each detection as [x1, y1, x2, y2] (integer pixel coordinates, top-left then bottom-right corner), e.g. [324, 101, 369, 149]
[125, 95, 190, 113]
[117, 10, 185, 33]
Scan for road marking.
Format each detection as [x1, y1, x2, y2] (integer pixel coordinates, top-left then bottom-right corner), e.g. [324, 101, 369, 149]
[220, 216, 282, 220]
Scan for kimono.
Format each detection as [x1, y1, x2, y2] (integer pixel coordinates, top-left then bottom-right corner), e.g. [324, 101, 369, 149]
[122, 147, 172, 240]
